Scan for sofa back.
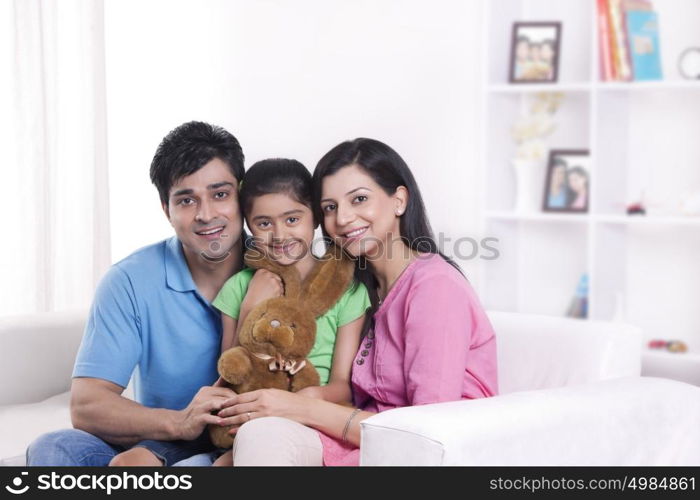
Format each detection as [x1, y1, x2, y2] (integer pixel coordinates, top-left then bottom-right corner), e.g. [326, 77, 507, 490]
[0, 308, 643, 406]
[0, 310, 87, 405]
[488, 311, 642, 394]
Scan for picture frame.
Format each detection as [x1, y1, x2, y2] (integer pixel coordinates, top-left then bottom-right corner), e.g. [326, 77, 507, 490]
[509, 22, 562, 84]
[542, 149, 590, 213]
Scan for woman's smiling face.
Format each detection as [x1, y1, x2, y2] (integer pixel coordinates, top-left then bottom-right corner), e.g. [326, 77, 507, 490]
[320, 164, 406, 258]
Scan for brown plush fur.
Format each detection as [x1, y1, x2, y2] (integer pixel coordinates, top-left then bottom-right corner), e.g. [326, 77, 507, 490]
[209, 245, 355, 449]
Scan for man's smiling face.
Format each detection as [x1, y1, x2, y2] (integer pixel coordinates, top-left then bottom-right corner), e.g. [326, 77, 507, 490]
[164, 157, 243, 264]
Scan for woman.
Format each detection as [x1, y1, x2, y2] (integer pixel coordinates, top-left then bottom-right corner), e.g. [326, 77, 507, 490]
[214, 138, 498, 466]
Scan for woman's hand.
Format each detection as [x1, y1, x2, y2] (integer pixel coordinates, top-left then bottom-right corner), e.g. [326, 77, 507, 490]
[216, 388, 313, 435]
[296, 386, 324, 400]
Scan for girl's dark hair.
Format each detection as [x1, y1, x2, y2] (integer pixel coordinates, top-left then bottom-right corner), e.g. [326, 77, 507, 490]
[312, 138, 463, 334]
[239, 158, 314, 220]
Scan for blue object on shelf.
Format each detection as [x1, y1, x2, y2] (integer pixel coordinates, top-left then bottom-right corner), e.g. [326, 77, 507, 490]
[567, 273, 589, 319]
[626, 9, 663, 81]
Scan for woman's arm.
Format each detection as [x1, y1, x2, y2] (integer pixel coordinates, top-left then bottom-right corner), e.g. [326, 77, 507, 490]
[297, 315, 364, 403]
[217, 389, 374, 447]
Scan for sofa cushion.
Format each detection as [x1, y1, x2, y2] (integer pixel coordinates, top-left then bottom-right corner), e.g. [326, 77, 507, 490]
[488, 311, 642, 394]
[0, 391, 72, 464]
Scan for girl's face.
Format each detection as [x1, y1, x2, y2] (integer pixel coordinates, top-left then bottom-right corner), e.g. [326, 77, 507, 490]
[246, 192, 315, 266]
[320, 164, 406, 258]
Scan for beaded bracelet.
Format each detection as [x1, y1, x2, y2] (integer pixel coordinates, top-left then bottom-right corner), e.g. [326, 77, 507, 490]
[342, 408, 362, 443]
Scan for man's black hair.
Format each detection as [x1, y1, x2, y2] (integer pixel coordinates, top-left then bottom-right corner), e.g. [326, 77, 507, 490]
[150, 121, 245, 206]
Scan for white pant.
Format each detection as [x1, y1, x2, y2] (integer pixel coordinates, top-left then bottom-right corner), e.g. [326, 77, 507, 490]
[232, 416, 323, 466]
[174, 417, 324, 466]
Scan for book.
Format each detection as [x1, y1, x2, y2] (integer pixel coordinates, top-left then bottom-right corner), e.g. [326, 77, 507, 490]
[608, 0, 633, 80]
[597, 0, 614, 81]
[626, 8, 662, 80]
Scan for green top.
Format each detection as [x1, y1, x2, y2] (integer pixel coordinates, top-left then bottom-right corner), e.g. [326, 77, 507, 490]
[213, 267, 370, 385]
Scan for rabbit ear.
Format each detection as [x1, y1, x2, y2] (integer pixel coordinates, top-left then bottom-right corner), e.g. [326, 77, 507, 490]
[301, 244, 355, 317]
[243, 248, 302, 298]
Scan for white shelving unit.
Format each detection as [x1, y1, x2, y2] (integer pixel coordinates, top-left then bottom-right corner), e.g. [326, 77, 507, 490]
[479, 0, 700, 356]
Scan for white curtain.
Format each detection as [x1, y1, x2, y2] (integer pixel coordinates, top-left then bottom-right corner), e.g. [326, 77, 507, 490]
[0, 0, 110, 316]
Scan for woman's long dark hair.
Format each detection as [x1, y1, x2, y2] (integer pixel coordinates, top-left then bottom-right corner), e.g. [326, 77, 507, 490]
[312, 138, 463, 336]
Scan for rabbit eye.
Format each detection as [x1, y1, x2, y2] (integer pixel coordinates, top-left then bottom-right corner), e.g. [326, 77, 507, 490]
[291, 323, 297, 329]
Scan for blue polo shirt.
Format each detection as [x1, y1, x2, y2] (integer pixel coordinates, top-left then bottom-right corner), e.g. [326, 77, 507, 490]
[73, 237, 223, 411]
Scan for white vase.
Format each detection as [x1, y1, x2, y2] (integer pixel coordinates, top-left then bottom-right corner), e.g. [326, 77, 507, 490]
[511, 158, 544, 214]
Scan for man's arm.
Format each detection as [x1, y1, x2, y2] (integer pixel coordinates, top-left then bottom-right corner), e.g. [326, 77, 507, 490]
[71, 377, 235, 447]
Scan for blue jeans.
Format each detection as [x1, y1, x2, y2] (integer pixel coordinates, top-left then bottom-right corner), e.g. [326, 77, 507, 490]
[172, 452, 217, 466]
[26, 429, 217, 467]
[26, 429, 124, 466]
[131, 433, 215, 466]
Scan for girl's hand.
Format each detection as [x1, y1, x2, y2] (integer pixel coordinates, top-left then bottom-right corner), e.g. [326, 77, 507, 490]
[241, 269, 283, 310]
[216, 389, 311, 435]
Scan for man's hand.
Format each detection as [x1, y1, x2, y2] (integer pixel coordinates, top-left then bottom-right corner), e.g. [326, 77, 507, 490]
[173, 386, 238, 441]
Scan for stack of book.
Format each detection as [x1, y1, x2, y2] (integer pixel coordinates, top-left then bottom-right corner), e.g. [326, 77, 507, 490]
[597, 0, 663, 81]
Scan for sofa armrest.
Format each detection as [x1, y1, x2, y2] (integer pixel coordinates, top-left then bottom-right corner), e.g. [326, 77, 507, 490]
[359, 376, 700, 465]
[0, 310, 87, 405]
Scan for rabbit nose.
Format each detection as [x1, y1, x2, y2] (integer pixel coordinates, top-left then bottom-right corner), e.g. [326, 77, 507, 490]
[270, 320, 281, 328]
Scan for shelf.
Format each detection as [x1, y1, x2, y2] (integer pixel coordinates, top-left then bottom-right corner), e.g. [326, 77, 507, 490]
[488, 82, 591, 94]
[487, 212, 700, 226]
[642, 349, 700, 387]
[486, 211, 589, 223]
[481, 0, 700, 352]
[595, 215, 700, 226]
[643, 349, 700, 362]
[596, 80, 700, 92]
[488, 81, 700, 94]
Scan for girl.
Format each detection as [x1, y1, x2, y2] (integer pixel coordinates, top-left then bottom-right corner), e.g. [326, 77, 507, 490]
[210, 158, 370, 465]
[566, 166, 588, 210]
[213, 138, 498, 466]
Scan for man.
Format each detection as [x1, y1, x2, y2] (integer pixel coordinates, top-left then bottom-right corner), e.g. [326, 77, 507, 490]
[27, 121, 246, 465]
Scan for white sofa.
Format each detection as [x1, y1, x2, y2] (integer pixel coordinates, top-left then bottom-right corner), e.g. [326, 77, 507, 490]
[1, 310, 698, 466]
[360, 312, 700, 465]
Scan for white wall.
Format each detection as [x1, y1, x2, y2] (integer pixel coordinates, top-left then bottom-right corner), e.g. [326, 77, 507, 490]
[105, 0, 484, 277]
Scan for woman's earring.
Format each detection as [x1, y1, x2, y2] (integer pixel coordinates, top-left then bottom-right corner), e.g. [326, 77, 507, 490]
[395, 209, 403, 216]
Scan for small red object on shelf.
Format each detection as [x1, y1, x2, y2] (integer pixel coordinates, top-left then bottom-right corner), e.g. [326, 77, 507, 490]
[626, 202, 646, 215]
[648, 339, 667, 349]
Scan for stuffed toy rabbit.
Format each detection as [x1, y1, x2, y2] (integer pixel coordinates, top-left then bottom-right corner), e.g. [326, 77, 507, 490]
[209, 244, 355, 449]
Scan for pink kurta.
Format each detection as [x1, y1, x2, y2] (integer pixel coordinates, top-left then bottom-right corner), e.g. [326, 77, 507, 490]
[318, 253, 499, 465]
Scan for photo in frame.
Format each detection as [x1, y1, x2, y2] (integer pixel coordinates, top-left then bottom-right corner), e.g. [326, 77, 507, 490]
[509, 22, 562, 83]
[542, 150, 590, 213]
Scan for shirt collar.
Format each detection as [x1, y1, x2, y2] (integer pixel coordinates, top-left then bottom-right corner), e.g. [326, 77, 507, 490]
[165, 232, 253, 293]
[165, 236, 197, 293]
